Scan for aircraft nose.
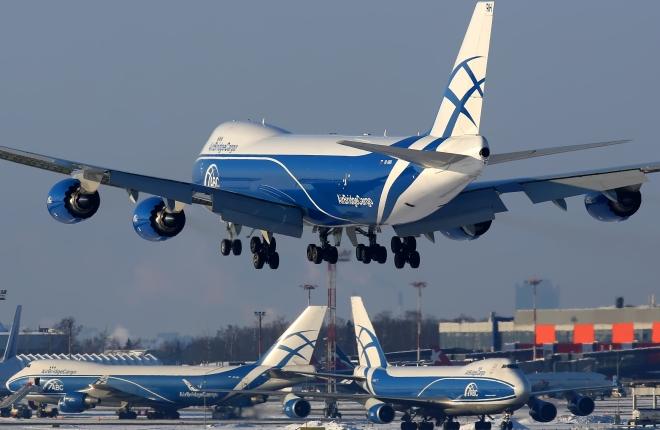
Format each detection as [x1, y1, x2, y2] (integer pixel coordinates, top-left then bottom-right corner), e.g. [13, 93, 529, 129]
[513, 371, 531, 405]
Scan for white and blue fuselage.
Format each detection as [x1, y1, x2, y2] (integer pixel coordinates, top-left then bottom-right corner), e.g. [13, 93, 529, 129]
[192, 121, 487, 227]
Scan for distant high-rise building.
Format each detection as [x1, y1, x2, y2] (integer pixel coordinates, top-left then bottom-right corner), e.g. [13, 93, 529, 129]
[515, 279, 560, 310]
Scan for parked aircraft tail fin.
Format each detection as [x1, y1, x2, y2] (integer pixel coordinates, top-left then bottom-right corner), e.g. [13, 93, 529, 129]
[2, 305, 22, 362]
[259, 305, 327, 368]
[351, 297, 388, 369]
[430, 1, 494, 138]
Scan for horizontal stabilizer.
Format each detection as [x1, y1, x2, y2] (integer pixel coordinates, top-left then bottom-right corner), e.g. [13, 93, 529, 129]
[488, 139, 630, 165]
[337, 140, 468, 169]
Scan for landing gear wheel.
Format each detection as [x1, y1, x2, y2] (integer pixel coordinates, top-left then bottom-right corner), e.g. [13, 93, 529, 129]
[403, 236, 417, 251]
[419, 422, 434, 430]
[507, 422, 512, 430]
[232, 239, 242, 256]
[326, 246, 339, 264]
[267, 237, 277, 254]
[312, 245, 323, 264]
[391, 236, 402, 253]
[394, 251, 405, 269]
[306, 244, 315, 261]
[252, 251, 265, 269]
[356, 244, 366, 261]
[408, 250, 420, 268]
[361, 247, 372, 264]
[220, 239, 232, 256]
[401, 422, 418, 430]
[268, 252, 280, 269]
[375, 245, 387, 264]
[250, 237, 262, 254]
[117, 410, 138, 420]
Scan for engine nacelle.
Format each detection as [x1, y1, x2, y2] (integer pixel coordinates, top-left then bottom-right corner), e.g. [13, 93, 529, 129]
[57, 392, 99, 413]
[440, 220, 492, 241]
[584, 188, 642, 222]
[365, 398, 395, 424]
[282, 394, 311, 419]
[567, 394, 595, 416]
[528, 397, 557, 423]
[132, 197, 186, 241]
[47, 179, 100, 224]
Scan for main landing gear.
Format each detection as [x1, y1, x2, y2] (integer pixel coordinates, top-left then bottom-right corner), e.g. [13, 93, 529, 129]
[219, 222, 242, 256]
[354, 227, 387, 265]
[116, 405, 137, 419]
[400, 412, 439, 430]
[391, 236, 420, 269]
[307, 228, 339, 264]
[146, 409, 180, 420]
[251, 235, 280, 270]
[475, 415, 492, 430]
[499, 411, 513, 430]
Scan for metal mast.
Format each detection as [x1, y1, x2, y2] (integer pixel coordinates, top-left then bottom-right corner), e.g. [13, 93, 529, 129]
[410, 281, 427, 364]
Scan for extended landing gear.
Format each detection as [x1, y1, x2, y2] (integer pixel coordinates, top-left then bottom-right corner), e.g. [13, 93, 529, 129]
[36, 405, 58, 418]
[475, 416, 492, 430]
[116, 405, 137, 420]
[323, 400, 342, 419]
[251, 236, 279, 269]
[307, 228, 339, 264]
[146, 409, 180, 420]
[211, 405, 243, 420]
[499, 412, 513, 430]
[355, 227, 387, 265]
[391, 236, 420, 269]
[219, 222, 242, 256]
[442, 418, 460, 430]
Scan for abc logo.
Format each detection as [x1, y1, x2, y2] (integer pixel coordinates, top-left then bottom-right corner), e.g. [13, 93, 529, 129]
[464, 382, 479, 398]
[43, 379, 64, 392]
[204, 164, 220, 189]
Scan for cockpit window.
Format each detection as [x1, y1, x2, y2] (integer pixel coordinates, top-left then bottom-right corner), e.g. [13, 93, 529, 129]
[502, 363, 518, 369]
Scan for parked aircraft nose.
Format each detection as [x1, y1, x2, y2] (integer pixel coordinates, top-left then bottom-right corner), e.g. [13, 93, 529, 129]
[514, 371, 531, 405]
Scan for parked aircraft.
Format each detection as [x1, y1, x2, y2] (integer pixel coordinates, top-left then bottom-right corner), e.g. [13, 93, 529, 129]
[6, 306, 326, 419]
[0, 2, 656, 270]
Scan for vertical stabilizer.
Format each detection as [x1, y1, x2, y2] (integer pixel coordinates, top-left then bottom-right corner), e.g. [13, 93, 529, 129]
[351, 297, 388, 368]
[2, 305, 22, 362]
[259, 306, 327, 368]
[430, 1, 494, 138]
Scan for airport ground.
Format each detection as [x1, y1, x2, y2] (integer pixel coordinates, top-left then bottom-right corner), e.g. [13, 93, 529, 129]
[0, 396, 649, 429]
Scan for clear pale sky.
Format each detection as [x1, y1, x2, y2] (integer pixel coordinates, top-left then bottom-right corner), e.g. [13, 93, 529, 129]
[1, 1, 658, 338]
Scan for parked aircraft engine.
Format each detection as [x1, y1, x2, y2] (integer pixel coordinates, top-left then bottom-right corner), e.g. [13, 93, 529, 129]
[132, 196, 186, 241]
[282, 394, 311, 419]
[47, 178, 100, 224]
[57, 393, 99, 413]
[567, 394, 595, 416]
[365, 398, 395, 424]
[439, 220, 492, 241]
[584, 188, 641, 222]
[528, 397, 557, 423]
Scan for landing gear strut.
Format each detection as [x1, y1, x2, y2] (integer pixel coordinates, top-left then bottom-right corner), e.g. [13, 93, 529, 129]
[307, 228, 339, 264]
[355, 227, 387, 265]
[499, 411, 513, 430]
[251, 235, 279, 269]
[219, 222, 242, 256]
[442, 417, 460, 430]
[116, 405, 137, 420]
[475, 415, 492, 430]
[391, 236, 420, 269]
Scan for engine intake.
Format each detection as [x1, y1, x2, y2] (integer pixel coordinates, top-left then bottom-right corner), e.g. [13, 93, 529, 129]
[365, 398, 395, 424]
[47, 179, 100, 224]
[584, 188, 642, 222]
[440, 220, 492, 241]
[57, 392, 99, 413]
[132, 197, 186, 241]
[528, 397, 557, 423]
[567, 394, 595, 416]
[282, 394, 311, 419]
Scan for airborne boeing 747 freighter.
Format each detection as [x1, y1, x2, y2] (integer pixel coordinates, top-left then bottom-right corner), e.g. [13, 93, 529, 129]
[1, 1, 657, 269]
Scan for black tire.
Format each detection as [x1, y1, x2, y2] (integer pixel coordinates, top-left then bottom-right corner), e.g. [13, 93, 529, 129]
[506, 422, 512, 430]
[420, 422, 433, 430]
[250, 236, 262, 254]
[252, 252, 265, 269]
[391, 236, 402, 253]
[307, 244, 315, 261]
[268, 252, 280, 269]
[232, 239, 242, 256]
[326, 246, 339, 264]
[404, 236, 417, 251]
[49, 408, 58, 418]
[268, 236, 277, 253]
[355, 244, 365, 261]
[220, 239, 232, 256]
[362, 247, 372, 264]
[376, 245, 387, 264]
[408, 250, 420, 268]
[312, 246, 323, 264]
[393, 251, 404, 268]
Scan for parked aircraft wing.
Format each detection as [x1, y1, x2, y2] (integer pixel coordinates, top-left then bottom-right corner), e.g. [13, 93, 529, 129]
[87, 375, 175, 405]
[393, 161, 660, 236]
[0, 146, 303, 237]
[531, 384, 615, 397]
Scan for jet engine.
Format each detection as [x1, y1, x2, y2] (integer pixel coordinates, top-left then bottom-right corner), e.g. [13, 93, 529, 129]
[527, 397, 557, 423]
[132, 197, 186, 241]
[365, 398, 395, 424]
[584, 188, 641, 222]
[57, 392, 99, 413]
[567, 394, 595, 416]
[47, 178, 100, 224]
[282, 394, 311, 419]
[439, 220, 492, 241]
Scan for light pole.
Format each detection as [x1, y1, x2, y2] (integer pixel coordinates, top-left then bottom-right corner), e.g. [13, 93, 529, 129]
[299, 284, 317, 306]
[525, 278, 542, 360]
[410, 281, 427, 364]
[254, 311, 266, 359]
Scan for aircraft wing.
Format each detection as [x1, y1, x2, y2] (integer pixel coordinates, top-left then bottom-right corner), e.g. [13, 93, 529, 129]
[531, 384, 615, 397]
[393, 162, 660, 236]
[0, 146, 304, 237]
[84, 375, 175, 405]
